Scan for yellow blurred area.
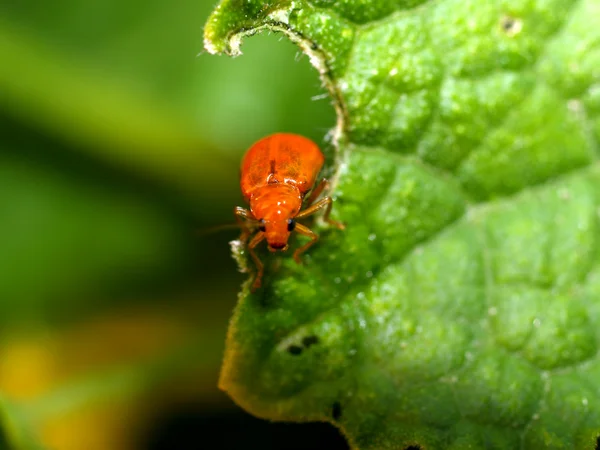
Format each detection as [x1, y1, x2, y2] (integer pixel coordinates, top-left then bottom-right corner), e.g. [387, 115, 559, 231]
[0, 297, 228, 450]
[1, 306, 192, 399]
[42, 403, 140, 450]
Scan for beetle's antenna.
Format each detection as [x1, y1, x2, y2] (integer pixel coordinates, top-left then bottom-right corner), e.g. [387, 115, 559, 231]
[195, 223, 241, 237]
[196, 220, 258, 237]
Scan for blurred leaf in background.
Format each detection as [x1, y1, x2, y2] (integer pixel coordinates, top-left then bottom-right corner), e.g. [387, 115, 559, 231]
[0, 0, 343, 448]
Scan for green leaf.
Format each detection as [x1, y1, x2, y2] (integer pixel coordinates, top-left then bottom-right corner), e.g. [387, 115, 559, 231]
[205, 0, 600, 449]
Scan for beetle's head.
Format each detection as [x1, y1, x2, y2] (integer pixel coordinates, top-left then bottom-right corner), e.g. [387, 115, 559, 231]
[258, 217, 296, 252]
[250, 185, 301, 252]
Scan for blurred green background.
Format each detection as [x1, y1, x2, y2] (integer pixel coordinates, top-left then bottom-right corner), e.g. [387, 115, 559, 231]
[0, 0, 347, 448]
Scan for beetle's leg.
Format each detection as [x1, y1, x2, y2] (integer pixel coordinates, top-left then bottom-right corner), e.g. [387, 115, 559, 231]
[248, 232, 266, 291]
[234, 206, 255, 242]
[295, 196, 345, 230]
[292, 223, 318, 264]
[234, 207, 264, 291]
[304, 178, 329, 206]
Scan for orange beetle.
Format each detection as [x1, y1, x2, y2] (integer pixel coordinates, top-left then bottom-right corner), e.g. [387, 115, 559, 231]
[235, 133, 345, 291]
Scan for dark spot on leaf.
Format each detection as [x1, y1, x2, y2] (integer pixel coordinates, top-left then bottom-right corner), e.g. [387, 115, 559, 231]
[257, 284, 284, 310]
[311, 42, 318, 50]
[288, 345, 303, 355]
[332, 401, 342, 421]
[500, 15, 522, 36]
[501, 17, 515, 30]
[403, 446, 422, 450]
[302, 335, 319, 348]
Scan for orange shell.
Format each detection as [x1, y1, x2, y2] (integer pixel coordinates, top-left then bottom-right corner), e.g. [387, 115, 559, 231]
[240, 133, 324, 201]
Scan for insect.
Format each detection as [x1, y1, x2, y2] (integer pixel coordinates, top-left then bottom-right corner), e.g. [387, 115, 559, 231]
[235, 132, 345, 291]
